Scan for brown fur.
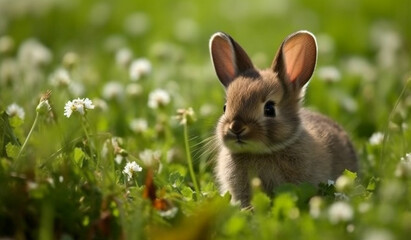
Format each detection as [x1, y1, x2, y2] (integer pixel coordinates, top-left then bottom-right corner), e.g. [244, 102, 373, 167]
[209, 31, 358, 207]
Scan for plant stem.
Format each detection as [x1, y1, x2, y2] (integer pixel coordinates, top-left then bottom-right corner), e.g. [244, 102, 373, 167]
[17, 112, 39, 160]
[183, 123, 201, 200]
[81, 115, 95, 162]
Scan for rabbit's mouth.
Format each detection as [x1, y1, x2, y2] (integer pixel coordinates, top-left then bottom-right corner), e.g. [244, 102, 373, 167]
[224, 137, 269, 154]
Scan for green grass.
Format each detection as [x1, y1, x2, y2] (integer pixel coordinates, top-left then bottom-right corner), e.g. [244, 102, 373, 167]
[1, 0, 410, 239]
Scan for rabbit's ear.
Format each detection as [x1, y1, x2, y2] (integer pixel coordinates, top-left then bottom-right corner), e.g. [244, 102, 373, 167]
[272, 31, 317, 88]
[210, 32, 254, 88]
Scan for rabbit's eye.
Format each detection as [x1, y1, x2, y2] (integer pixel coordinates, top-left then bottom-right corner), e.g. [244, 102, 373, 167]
[223, 104, 226, 113]
[264, 101, 276, 117]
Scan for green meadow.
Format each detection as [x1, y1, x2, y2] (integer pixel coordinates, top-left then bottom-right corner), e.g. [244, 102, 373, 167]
[0, 0, 410, 239]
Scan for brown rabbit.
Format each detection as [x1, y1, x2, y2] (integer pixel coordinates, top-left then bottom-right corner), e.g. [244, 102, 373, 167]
[209, 31, 358, 207]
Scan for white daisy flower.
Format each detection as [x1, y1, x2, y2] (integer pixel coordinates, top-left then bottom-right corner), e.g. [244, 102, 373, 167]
[64, 98, 95, 118]
[328, 201, 354, 224]
[130, 118, 148, 133]
[129, 58, 152, 81]
[123, 161, 143, 181]
[6, 103, 25, 120]
[148, 89, 170, 109]
[369, 132, 384, 145]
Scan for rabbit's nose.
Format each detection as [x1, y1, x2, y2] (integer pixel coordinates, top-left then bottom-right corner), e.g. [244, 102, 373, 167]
[229, 120, 248, 135]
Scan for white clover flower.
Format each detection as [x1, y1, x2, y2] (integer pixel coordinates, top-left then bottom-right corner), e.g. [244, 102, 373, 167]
[129, 58, 152, 81]
[175, 107, 196, 125]
[344, 57, 376, 82]
[123, 161, 143, 181]
[115, 47, 133, 68]
[363, 228, 393, 240]
[334, 192, 350, 201]
[62, 52, 79, 69]
[92, 98, 108, 112]
[68, 81, 85, 97]
[130, 118, 148, 133]
[18, 39, 52, 68]
[158, 206, 178, 219]
[115, 154, 124, 165]
[309, 196, 323, 218]
[174, 18, 199, 42]
[103, 34, 127, 53]
[369, 132, 384, 145]
[102, 81, 124, 101]
[49, 68, 71, 88]
[89, 2, 111, 27]
[0, 58, 20, 84]
[139, 149, 161, 167]
[328, 201, 354, 224]
[199, 104, 216, 116]
[358, 202, 372, 213]
[317, 66, 341, 83]
[27, 181, 39, 190]
[123, 12, 150, 36]
[395, 153, 411, 178]
[148, 89, 170, 109]
[316, 33, 335, 56]
[126, 83, 143, 97]
[64, 98, 95, 118]
[335, 175, 354, 192]
[36, 99, 51, 115]
[6, 103, 25, 120]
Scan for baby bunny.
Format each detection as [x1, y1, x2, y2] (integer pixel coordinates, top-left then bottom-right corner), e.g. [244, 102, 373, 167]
[209, 31, 358, 207]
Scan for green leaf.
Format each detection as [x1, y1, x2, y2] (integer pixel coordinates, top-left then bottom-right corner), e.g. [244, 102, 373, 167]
[0, 112, 20, 157]
[9, 116, 24, 128]
[251, 191, 271, 213]
[342, 169, 357, 181]
[5, 142, 20, 159]
[366, 177, 378, 191]
[181, 186, 194, 200]
[272, 193, 297, 220]
[169, 171, 185, 189]
[73, 147, 85, 167]
[224, 215, 247, 236]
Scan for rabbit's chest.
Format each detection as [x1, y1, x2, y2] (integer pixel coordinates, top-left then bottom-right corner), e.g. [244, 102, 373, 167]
[243, 154, 308, 190]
